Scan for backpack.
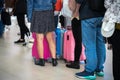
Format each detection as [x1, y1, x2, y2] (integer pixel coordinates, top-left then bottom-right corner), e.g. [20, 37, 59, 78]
[88, 0, 106, 12]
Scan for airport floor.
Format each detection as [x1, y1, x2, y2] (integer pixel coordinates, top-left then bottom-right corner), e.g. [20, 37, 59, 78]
[0, 16, 113, 80]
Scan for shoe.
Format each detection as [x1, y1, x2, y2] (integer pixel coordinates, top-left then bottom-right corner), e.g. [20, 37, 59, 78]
[52, 58, 58, 66]
[39, 58, 45, 66]
[75, 70, 96, 80]
[96, 71, 104, 77]
[34, 58, 45, 66]
[66, 62, 80, 69]
[14, 39, 25, 43]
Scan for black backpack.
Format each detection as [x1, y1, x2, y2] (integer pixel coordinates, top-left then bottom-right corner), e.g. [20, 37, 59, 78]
[88, 0, 106, 12]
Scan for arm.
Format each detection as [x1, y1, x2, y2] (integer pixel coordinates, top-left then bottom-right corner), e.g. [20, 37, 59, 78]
[72, 0, 81, 19]
[27, 0, 33, 22]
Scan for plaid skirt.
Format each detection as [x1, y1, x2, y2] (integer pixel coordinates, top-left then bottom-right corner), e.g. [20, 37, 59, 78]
[30, 10, 55, 34]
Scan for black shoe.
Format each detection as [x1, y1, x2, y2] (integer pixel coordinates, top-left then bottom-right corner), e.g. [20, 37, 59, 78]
[33, 58, 45, 66]
[66, 62, 80, 69]
[39, 59, 45, 66]
[14, 39, 25, 43]
[52, 58, 58, 66]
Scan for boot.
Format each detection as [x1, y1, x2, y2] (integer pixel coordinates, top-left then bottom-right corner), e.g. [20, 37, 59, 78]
[52, 58, 58, 66]
[38, 58, 45, 66]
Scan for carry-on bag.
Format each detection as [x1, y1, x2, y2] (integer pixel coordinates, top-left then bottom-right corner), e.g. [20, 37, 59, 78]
[63, 30, 86, 61]
[32, 33, 51, 62]
[55, 28, 66, 59]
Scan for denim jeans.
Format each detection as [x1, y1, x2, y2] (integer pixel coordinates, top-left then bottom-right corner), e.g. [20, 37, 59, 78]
[81, 17, 106, 72]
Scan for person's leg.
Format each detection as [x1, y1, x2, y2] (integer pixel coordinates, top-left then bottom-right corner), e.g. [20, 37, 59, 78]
[72, 18, 82, 62]
[96, 17, 106, 76]
[66, 18, 82, 69]
[75, 18, 100, 79]
[82, 18, 98, 72]
[17, 14, 26, 39]
[15, 14, 30, 43]
[46, 31, 57, 66]
[109, 29, 120, 80]
[54, 15, 58, 28]
[36, 33, 45, 66]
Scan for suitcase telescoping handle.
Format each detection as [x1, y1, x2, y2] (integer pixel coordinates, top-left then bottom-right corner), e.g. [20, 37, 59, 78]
[67, 35, 69, 40]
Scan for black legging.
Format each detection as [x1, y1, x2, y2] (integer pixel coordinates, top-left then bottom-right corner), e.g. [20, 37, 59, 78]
[109, 29, 120, 80]
[16, 14, 29, 39]
[71, 18, 82, 62]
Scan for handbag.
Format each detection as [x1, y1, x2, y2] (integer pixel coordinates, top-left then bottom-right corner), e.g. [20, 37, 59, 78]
[115, 23, 120, 30]
[101, 21, 115, 38]
[1, 9, 11, 25]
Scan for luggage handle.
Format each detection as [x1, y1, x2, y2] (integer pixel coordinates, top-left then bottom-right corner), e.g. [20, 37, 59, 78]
[67, 35, 69, 40]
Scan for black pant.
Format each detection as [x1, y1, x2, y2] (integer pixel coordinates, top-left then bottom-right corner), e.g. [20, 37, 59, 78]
[109, 29, 120, 80]
[71, 18, 82, 62]
[16, 14, 29, 39]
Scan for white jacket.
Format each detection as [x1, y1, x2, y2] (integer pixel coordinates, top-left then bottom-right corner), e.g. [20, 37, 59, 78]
[103, 0, 120, 23]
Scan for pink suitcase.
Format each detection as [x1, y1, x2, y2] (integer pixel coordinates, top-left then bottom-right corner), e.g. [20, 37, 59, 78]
[63, 30, 86, 61]
[32, 33, 51, 60]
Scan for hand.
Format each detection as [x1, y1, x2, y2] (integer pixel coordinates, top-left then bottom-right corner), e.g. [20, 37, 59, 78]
[54, 11, 60, 16]
[72, 11, 79, 20]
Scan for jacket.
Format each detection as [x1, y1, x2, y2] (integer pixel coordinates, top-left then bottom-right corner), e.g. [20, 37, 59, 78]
[103, 0, 120, 23]
[13, 0, 27, 15]
[75, 0, 105, 20]
[27, 0, 56, 22]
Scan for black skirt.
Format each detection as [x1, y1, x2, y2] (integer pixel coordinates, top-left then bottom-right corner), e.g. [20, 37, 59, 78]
[30, 10, 55, 34]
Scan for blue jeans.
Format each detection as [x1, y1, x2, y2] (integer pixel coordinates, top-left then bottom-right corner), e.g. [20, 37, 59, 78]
[81, 17, 106, 72]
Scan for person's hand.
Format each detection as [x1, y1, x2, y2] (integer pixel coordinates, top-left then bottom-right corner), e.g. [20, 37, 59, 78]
[72, 11, 79, 20]
[54, 11, 60, 16]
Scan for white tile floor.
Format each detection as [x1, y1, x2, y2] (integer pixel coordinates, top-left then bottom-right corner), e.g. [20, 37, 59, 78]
[0, 16, 113, 80]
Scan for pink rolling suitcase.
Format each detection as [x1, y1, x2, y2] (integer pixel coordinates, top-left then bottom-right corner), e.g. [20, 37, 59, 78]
[32, 33, 51, 60]
[63, 30, 86, 62]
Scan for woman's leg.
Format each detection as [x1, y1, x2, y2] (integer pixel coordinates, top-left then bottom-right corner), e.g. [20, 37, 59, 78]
[36, 33, 44, 59]
[46, 32, 57, 66]
[35, 33, 45, 66]
[16, 14, 29, 39]
[46, 32, 56, 59]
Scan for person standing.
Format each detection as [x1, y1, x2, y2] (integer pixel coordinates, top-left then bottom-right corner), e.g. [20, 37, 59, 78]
[75, 0, 106, 79]
[65, 0, 82, 69]
[27, 0, 58, 66]
[11, 0, 30, 43]
[103, 0, 120, 80]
